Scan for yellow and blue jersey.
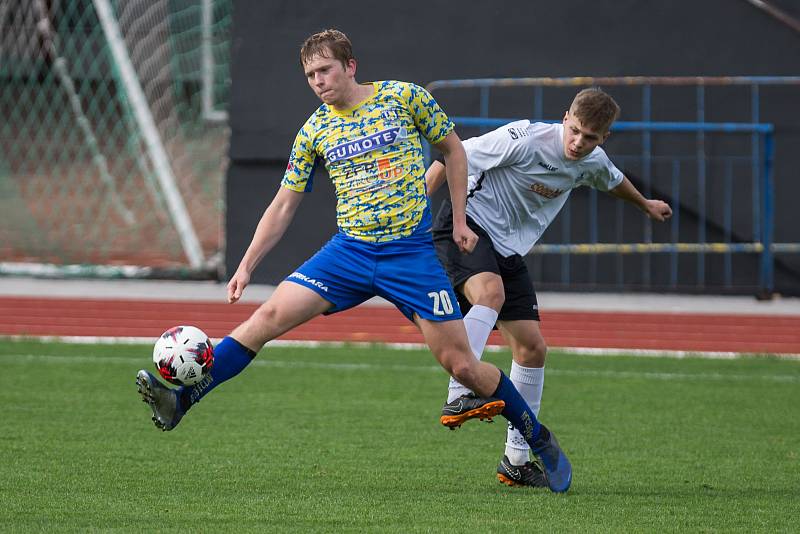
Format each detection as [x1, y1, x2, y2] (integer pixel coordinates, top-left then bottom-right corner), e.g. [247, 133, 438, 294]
[282, 80, 454, 242]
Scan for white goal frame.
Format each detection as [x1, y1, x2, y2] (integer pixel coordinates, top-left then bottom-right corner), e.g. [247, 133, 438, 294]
[93, 0, 205, 269]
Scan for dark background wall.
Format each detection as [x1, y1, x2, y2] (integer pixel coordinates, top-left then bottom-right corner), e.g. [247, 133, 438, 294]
[226, 0, 800, 295]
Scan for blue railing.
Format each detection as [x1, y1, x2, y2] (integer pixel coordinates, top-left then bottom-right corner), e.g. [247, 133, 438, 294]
[434, 118, 778, 294]
[449, 117, 774, 134]
[425, 76, 800, 295]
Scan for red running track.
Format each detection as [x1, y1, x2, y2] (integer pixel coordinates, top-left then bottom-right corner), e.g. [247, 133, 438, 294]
[2, 296, 799, 355]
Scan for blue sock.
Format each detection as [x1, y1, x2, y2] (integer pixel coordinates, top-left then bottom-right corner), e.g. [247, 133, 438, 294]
[177, 336, 256, 411]
[492, 371, 543, 447]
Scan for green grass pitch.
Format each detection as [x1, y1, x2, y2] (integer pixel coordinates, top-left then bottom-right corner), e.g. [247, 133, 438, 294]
[1, 339, 798, 532]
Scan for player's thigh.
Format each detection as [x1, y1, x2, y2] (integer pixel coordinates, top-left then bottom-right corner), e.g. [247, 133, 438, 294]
[495, 254, 540, 322]
[417, 316, 502, 397]
[415, 316, 471, 369]
[233, 281, 332, 346]
[497, 319, 547, 367]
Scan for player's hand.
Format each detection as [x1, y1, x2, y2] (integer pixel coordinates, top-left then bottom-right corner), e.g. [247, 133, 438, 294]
[644, 199, 672, 222]
[453, 225, 479, 253]
[227, 270, 251, 303]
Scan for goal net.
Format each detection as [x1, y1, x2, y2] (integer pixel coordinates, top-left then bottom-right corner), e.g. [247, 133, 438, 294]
[0, 0, 232, 277]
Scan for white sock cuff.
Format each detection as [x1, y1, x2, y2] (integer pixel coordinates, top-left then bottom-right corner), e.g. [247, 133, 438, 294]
[510, 361, 544, 385]
[464, 304, 499, 328]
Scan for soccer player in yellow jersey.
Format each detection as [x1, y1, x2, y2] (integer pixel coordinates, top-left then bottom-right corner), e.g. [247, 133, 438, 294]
[136, 29, 572, 492]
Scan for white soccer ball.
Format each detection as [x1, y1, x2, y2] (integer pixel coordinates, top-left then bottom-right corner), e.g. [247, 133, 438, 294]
[152, 325, 214, 386]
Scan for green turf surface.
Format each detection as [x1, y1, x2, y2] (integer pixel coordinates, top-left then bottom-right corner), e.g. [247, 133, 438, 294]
[1, 339, 798, 532]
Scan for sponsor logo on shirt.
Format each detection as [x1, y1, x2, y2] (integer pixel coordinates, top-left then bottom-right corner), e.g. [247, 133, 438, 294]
[341, 158, 405, 193]
[537, 161, 558, 172]
[529, 182, 566, 199]
[325, 127, 405, 163]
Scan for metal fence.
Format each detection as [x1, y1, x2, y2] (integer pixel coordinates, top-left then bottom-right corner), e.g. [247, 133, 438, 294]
[426, 76, 800, 296]
[0, 0, 232, 278]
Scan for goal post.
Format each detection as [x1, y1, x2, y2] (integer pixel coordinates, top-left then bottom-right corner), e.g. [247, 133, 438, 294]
[93, 0, 203, 269]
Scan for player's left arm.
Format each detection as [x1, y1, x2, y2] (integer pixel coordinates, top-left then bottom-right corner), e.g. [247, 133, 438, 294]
[433, 131, 478, 253]
[609, 176, 673, 222]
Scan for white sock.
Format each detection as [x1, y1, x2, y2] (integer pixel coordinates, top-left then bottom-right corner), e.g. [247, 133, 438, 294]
[505, 362, 544, 465]
[447, 304, 498, 403]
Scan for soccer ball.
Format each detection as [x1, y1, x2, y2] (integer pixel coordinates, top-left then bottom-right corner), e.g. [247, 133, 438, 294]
[153, 326, 214, 386]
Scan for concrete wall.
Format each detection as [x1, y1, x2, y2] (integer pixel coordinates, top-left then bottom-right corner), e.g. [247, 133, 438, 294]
[226, 0, 800, 295]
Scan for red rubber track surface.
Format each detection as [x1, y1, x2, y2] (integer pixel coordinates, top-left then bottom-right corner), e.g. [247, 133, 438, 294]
[2, 297, 799, 354]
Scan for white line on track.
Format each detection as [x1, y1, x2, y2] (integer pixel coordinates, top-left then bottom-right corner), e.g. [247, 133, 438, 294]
[2, 353, 798, 383]
[4, 335, 800, 360]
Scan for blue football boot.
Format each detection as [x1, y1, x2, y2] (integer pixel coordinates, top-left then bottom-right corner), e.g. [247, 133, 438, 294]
[530, 424, 572, 493]
[136, 370, 185, 431]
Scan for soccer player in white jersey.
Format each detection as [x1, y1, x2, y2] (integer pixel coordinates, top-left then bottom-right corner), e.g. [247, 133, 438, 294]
[428, 88, 672, 487]
[136, 29, 574, 492]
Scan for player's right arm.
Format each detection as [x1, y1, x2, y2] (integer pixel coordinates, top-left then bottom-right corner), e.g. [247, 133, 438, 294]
[434, 130, 478, 253]
[228, 120, 317, 303]
[227, 187, 304, 303]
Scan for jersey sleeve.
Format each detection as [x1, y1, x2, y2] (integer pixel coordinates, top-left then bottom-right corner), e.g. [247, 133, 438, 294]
[462, 119, 533, 177]
[281, 119, 318, 193]
[402, 83, 454, 145]
[578, 149, 625, 191]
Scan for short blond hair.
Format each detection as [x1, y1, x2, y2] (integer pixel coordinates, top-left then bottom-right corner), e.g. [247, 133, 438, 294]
[300, 28, 354, 68]
[570, 88, 620, 133]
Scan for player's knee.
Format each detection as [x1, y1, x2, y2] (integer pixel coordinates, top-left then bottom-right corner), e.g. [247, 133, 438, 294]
[448, 355, 479, 387]
[470, 286, 505, 311]
[482, 289, 505, 311]
[464, 275, 505, 312]
[517, 339, 547, 367]
[251, 302, 280, 328]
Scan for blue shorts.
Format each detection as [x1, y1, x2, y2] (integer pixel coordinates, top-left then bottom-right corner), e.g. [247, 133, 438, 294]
[285, 230, 462, 322]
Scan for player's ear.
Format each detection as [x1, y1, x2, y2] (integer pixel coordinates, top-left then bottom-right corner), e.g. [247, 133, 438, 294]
[563, 111, 569, 123]
[601, 130, 611, 143]
[346, 58, 357, 77]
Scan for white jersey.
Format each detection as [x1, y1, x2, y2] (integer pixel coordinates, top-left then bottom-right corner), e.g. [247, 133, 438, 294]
[463, 120, 624, 257]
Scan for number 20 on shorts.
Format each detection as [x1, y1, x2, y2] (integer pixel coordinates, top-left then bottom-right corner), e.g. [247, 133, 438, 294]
[428, 290, 454, 316]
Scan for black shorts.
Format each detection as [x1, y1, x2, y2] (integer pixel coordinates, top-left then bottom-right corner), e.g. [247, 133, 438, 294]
[432, 200, 540, 322]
